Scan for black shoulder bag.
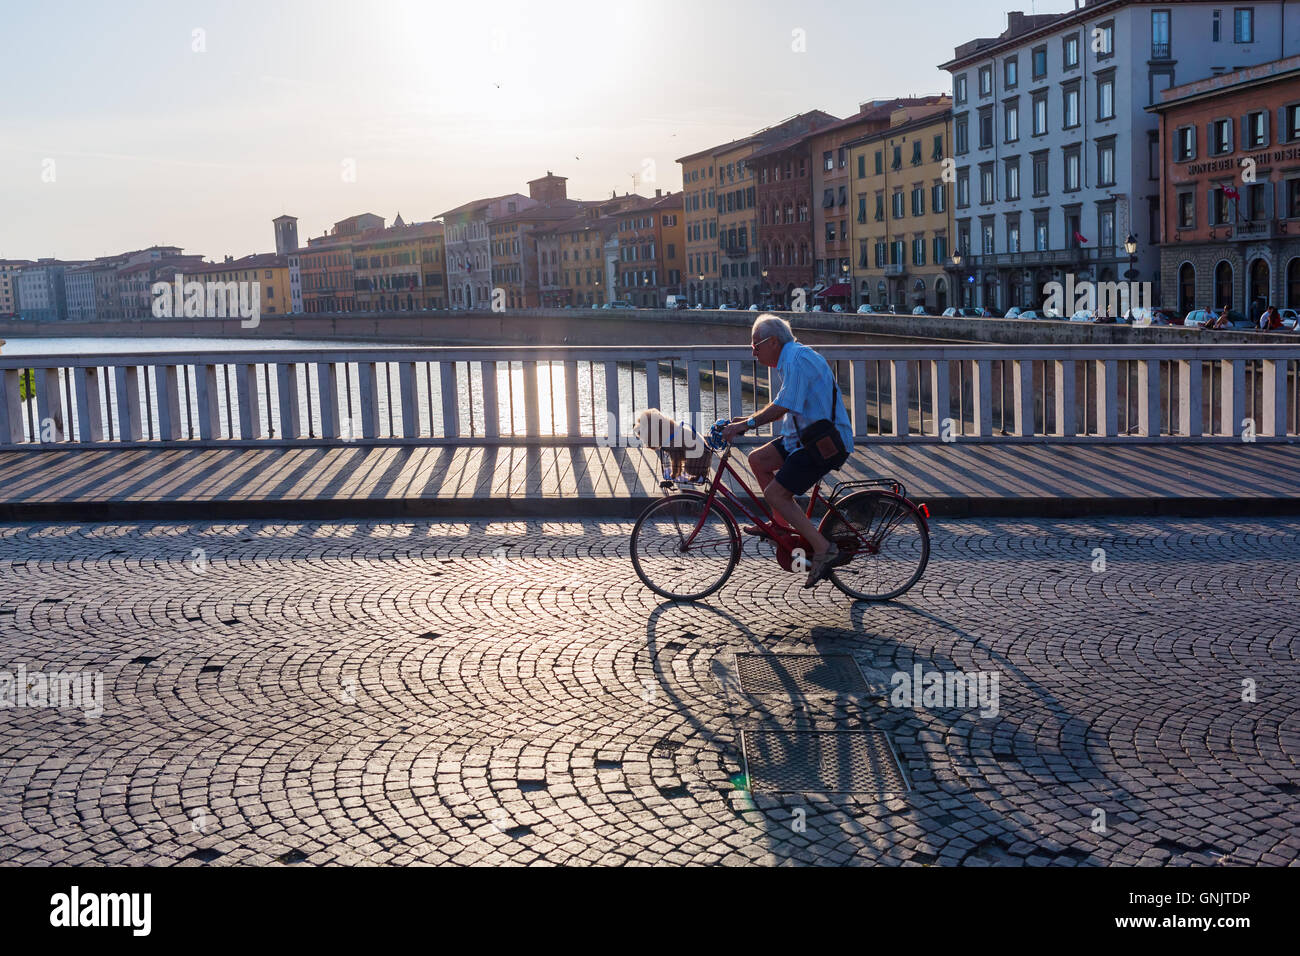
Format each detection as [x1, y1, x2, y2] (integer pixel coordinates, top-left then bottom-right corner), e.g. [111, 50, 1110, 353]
[798, 379, 849, 470]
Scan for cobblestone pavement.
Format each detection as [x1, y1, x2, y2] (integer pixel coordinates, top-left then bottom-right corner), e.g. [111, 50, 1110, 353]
[0, 516, 1296, 867]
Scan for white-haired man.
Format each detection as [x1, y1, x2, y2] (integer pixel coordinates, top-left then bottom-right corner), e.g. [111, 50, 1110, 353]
[720, 314, 853, 588]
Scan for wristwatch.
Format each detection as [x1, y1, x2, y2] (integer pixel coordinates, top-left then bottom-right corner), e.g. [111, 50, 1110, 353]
[746, 416, 757, 430]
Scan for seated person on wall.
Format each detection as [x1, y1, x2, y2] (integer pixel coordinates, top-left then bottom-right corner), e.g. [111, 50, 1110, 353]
[720, 314, 853, 589]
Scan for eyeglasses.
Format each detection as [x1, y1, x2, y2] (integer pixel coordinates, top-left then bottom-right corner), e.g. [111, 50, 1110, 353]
[750, 336, 774, 351]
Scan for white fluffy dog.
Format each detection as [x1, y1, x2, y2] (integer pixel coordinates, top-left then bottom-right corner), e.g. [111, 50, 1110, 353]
[634, 408, 707, 477]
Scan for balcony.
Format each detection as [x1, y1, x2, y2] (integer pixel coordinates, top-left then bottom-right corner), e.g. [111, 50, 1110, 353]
[1151, 41, 1171, 60]
[884, 263, 907, 276]
[1233, 220, 1275, 240]
[719, 243, 749, 259]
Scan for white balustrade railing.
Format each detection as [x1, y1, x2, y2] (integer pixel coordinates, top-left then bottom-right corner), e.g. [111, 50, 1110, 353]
[1, 344, 1298, 447]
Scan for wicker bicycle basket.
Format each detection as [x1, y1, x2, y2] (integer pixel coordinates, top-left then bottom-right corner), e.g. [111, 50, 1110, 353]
[659, 444, 714, 483]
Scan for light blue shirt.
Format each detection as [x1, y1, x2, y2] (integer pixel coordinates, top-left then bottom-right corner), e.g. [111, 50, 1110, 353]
[773, 340, 854, 455]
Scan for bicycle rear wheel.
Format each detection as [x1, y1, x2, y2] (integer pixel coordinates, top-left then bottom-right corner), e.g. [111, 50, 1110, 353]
[630, 492, 740, 600]
[819, 490, 929, 600]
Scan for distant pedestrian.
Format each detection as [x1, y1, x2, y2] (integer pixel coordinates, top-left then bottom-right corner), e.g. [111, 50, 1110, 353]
[1260, 305, 1283, 331]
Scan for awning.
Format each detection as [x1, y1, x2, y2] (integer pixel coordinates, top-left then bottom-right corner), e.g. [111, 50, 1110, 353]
[815, 283, 850, 298]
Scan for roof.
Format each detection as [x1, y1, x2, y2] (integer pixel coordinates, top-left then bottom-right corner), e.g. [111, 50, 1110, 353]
[938, 3, 1113, 71]
[350, 220, 443, 248]
[843, 101, 952, 149]
[1147, 53, 1300, 112]
[676, 109, 840, 164]
[186, 254, 288, 275]
[436, 192, 530, 221]
[490, 199, 588, 227]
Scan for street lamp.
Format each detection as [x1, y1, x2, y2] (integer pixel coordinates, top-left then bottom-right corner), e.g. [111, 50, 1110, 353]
[952, 251, 965, 307]
[1123, 234, 1138, 281]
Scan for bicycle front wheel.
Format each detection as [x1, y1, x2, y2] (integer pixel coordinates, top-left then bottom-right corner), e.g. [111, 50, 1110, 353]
[819, 490, 930, 601]
[630, 492, 740, 600]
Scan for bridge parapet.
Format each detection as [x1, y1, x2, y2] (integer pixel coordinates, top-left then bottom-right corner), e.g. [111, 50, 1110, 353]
[1, 343, 1297, 447]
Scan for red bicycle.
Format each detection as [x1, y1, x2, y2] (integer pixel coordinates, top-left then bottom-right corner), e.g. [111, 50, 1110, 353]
[630, 425, 931, 601]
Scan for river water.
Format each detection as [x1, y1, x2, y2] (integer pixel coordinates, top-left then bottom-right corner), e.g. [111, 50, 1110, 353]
[0, 336, 756, 441]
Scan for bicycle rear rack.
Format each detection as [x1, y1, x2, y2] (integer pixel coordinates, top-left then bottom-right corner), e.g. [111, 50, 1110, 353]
[826, 477, 907, 503]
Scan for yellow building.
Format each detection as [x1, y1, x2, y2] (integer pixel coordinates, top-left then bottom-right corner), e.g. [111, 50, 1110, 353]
[186, 253, 293, 316]
[848, 100, 954, 312]
[353, 217, 446, 311]
[536, 212, 615, 307]
[678, 147, 719, 307]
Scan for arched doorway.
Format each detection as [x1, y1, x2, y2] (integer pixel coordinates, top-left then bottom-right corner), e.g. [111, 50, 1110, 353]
[912, 278, 927, 311]
[1178, 263, 1195, 316]
[1288, 258, 1300, 309]
[935, 278, 947, 312]
[1213, 260, 1234, 311]
[1249, 258, 1270, 316]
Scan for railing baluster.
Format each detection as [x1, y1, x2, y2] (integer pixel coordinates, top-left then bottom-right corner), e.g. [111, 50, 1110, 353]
[1054, 360, 1076, 437]
[1262, 358, 1289, 438]
[0, 369, 22, 444]
[890, 360, 909, 437]
[278, 363, 302, 440]
[480, 360, 499, 438]
[686, 360, 701, 430]
[1095, 359, 1119, 438]
[399, 362, 418, 439]
[1221, 359, 1246, 437]
[564, 360, 580, 438]
[523, 360, 540, 438]
[972, 360, 993, 437]
[929, 361, 949, 437]
[851, 360, 868, 438]
[155, 365, 182, 441]
[1012, 359, 1034, 437]
[604, 360, 620, 443]
[437, 361, 458, 439]
[236, 363, 260, 440]
[196, 364, 222, 441]
[1137, 359, 1161, 437]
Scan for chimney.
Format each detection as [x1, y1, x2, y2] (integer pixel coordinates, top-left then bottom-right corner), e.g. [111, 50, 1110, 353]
[1007, 11, 1024, 35]
[655, 188, 662, 198]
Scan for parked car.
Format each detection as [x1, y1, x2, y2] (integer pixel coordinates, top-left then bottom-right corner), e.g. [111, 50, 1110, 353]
[665, 295, 688, 310]
[1004, 307, 1023, 319]
[1124, 307, 1175, 326]
[1280, 308, 1299, 330]
[607, 300, 635, 310]
[958, 307, 983, 318]
[1069, 309, 1095, 322]
[831, 303, 845, 312]
[1184, 308, 1251, 329]
[748, 304, 760, 311]
[857, 304, 876, 314]
[1017, 309, 1061, 320]
[911, 306, 930, 315]
[941, 307, 959, 317]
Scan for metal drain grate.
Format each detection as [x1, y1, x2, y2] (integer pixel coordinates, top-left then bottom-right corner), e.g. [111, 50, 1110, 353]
[741, 729, 909, 795]
[734, 653, 869, 697]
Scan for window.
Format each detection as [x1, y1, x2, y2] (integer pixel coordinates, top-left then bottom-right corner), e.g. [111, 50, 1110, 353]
[932, 183, 947, 213]
[1063, 85, 1080, 128]
[1099, 206, 1115, 249]
[1032, 92, 1048, 135]
[838, 186, 847, 207]
[979, 66, 992, 96]
[912, 186, 925, 216]
[981, 221, 994, 255]
[1005, 158, 1021, 200]
[933, 235, 948, 263]
[1245, 182, 1269, 221]
[838, 147, 848, 168]
[875, 194, 885, 221]
[1282, 104, 1300, 142]
[1095, 21, 1114, 57]
[1097, 75, 1114, 120]
[1175, 125, 1197, 161]
[1004, 57, 1018, 89]
[1005, 101, 1019, 142]
[957, 169, 970, 208]
[892, 191, 905, 218]
[875, 151, 883, 174]
[1064, 147, 1081, 191]
[980, 164, 995, 204]
[955, 74, 968, 104]
[1063, 34, 1079, 69]
[892, 146, 902, 170]
[1098, 140, 1115, 187]
[1286, 177, 1300, 217]
[857, 196, 867, 223]
[1234, 7, 1254, 43]
[1152, 10, 1171, 58]
[823, 150, 833, 171]
[1032, 45, 1047, 79]
[1211, 118, 1233, 155]
[933, 134, 944, 161]
[912, 141, 922, 165]
[1245, 110, 1268, 148]
[1210, 184, 1234, 225]
[1034, 213, 1049, 251]
[979, 108, 994, 149]
[1007, 216, 1021, 253]
[955, 115, 969, 154]
[1213, 9, 1222, 42]
[913, 238, 926, 266]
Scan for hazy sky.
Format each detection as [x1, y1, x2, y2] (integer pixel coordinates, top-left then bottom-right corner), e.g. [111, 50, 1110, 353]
[2, 0, 1078, 261]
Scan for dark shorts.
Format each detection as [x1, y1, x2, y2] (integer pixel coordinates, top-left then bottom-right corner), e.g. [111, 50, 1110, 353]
[770, 440, 835, 496]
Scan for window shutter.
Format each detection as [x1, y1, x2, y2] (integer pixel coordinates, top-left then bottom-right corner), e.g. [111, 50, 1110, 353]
[1280, 108, 1290, 143]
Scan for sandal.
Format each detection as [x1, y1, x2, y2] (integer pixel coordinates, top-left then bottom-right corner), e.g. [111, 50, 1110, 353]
[802, 543, 840, 588]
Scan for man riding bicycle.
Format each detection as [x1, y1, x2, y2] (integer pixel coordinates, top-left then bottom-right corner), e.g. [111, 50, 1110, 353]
[720, 314, 853, 588]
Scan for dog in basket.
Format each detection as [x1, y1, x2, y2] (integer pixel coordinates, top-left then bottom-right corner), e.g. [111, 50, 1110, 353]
[635, 408, 710, 481]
